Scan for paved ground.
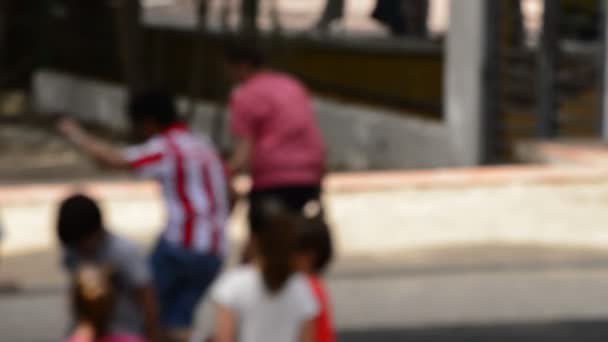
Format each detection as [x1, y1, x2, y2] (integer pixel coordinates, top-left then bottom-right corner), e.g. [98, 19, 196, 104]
[11, 179, 608, 258]
[5, 124, 608, 340]
[340, 321, 608, 342]
[5, 245, 608, 341]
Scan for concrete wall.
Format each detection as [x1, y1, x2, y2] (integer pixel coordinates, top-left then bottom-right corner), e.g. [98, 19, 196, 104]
[34, 70, 455, 171]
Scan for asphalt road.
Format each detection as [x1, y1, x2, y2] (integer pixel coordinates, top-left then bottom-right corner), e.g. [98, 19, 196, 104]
[4, 283, 608, 342]
[4, 246, 608, 341]
[339, 321, 608, 342]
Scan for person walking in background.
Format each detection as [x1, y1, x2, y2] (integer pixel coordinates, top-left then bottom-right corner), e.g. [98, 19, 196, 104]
[241, 0, 259, 34]
[403, 0, 429, 38]
[372, 0, 429, 38]
[372, 0, 407, 36]
[57, 91, 231, 342]
[223, 42, 327, 235]
[315, 0, 345, 33]
[57, 194, 159, 341]
[239, 0, 281, 33]
[211, 210, 319, 342]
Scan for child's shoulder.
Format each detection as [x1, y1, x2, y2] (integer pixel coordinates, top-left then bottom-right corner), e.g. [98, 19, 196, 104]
[220, 266, 263, 289]
[107, 233, 140, 252]
[103, 234, 144, 262]
[222, 265, 258, 281]
[288, 272, 317, 291]
[212, 265, 260, 303]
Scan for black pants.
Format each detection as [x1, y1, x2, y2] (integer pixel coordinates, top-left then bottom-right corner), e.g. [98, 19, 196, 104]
[248, 184, 322, 234]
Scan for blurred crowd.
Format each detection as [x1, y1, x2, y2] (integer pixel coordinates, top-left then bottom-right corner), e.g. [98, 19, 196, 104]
[45, 40, 335, 342]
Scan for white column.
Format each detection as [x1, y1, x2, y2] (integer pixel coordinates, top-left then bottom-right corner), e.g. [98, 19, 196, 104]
[444, 0, 487, 166]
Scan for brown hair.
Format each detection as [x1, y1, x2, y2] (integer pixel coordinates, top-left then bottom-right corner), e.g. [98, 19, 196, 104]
[295, 216, 334, 274]
[256, 207, 298, 294]
[72, 263, 115, 337]
[57, 194, 103, 247]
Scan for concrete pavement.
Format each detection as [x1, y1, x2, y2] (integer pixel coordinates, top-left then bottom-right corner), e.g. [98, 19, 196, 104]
[8, 180, 608, 258]
[4, 244, 608, 341]
[5, 124, 608, 340]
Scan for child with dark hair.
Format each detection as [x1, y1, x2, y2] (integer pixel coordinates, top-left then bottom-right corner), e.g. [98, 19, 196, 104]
[58, 90, 231, 342]
[211, 207, 318, 342]
[294, 211, 336, 342]
[67, 263, 144, 342]
[57, 194, 159, 341]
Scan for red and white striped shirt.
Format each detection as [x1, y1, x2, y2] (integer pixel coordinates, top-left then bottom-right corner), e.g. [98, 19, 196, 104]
[123, 123, 229, 255]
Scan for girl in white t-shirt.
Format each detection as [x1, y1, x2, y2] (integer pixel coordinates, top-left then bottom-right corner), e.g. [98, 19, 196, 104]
[212, 212, 319, 342]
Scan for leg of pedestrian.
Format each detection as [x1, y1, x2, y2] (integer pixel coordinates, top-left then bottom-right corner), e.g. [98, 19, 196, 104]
[316, 0, 345, 32]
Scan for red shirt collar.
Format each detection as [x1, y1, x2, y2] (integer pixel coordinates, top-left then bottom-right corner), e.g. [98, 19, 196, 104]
[163, 122, 188, 134]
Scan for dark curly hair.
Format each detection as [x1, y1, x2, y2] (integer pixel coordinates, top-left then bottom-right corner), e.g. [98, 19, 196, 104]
[127, 89, 178, 127]
[57, 194, 103, 247]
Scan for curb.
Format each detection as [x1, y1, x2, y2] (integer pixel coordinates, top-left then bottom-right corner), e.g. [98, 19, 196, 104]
[1, 165, 608, 204]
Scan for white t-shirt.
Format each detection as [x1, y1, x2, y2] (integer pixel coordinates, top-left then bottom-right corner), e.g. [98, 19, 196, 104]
[212, 266, 319, 342]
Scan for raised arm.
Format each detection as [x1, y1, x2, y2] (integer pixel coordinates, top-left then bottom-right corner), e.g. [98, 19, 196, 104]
[228, 136, 252, 173]
[57, 118, 130, 169]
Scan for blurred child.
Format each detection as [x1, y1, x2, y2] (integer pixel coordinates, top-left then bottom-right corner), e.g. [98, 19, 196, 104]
[67, 263, 144, 342]
[57, 194, 159, 341]
[58, 90, 230, 342]
[294, 205, 336, 342]
[211, 210, 318, 342]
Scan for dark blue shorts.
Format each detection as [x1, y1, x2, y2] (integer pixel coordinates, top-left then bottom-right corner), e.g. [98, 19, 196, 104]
[150, 238, 222, 329]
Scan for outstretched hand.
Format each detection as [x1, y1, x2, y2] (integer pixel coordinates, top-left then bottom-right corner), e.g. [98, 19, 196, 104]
[55, 117, 129, 169]
[57, 117, 85, 143]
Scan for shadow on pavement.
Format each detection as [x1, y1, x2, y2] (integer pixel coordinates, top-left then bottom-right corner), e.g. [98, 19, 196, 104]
[332, 258, 608, 281]
[0, 285, 63, 298]
[339, 320, 608, 341]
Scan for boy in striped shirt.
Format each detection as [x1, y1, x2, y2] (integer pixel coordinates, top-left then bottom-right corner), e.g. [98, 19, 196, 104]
[58, 90, 230, 342]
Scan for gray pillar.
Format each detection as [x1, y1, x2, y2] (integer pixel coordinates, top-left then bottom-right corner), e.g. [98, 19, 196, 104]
[445, 0, 488, 166]
[601, 0, 608, 138]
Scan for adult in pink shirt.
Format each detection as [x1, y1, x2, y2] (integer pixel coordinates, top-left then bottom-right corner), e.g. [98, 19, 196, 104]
[224, 43, 326, 232]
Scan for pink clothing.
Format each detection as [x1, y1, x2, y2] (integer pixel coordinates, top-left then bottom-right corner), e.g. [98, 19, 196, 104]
[67, 333, 144, 342]
[229, 71, 326, 190]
